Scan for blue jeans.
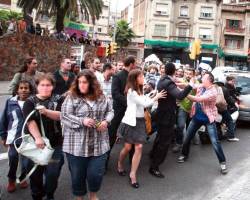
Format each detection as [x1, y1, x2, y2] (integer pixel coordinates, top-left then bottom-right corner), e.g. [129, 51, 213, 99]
[66, 152, 108, 197]
[176, 108, 190, 145]
[220, 110, 236, 139]
[27, 146, 64, 200]
[8, 144, 28, 181]
[182, 119, 226, 163]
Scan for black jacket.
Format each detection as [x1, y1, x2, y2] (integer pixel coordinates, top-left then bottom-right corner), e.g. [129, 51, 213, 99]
[221, 86, 236, 107]
[224, 83, 239, 113]
[111, 69, 129, 114]
[53, 70, 75, 95]
[225, 83, 240, 102]
[157, 76, 193, 126]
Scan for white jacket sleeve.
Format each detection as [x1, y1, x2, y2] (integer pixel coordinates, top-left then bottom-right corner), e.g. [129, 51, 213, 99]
[129, 90, 154, 108]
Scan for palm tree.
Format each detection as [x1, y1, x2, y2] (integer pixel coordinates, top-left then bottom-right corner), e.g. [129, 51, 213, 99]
[112, 20, 136, 49]
[17, 0, 103, 33]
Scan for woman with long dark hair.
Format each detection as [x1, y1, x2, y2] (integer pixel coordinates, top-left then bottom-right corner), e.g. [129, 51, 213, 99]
[61, 69, 114, 200]
[9, 57, 43, 94]
[117, 69, 166, 188]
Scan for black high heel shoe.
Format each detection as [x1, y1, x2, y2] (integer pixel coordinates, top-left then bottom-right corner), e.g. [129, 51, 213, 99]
[129, 177, 139, 189]
[117, 169, 127, 176]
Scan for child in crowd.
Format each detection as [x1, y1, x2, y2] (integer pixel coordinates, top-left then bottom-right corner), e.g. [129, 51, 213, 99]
[0, 80, 33, 193]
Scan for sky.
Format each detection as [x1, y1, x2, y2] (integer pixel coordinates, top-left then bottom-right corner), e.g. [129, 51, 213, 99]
[110, 0, 134, 11]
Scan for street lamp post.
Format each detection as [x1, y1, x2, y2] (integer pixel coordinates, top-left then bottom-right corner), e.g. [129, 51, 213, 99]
[112, 0, 118, 42]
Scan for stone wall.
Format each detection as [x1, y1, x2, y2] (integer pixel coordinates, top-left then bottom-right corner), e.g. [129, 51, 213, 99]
[0, 33, 72, 81]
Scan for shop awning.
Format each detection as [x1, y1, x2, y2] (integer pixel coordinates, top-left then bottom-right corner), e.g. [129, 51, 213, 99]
[201, 44, 218, 50]
[144, 39, 219, 50]
[224, 53, 247, 59]
[144, 39, 189, 48]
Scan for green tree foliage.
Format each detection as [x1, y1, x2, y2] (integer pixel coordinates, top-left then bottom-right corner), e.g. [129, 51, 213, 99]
[112, 20, 136, 49]
[17, 0, 103, 32]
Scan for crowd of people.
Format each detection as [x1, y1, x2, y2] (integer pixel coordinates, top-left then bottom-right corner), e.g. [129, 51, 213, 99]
[0, 54, 241, 200]
[0, 17, 47, 37]
[0, 17, 100, 47]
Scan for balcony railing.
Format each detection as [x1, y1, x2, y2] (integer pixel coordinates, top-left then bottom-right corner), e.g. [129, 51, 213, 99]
[222, 5, 247, 12]
[224, 27, 245, 34]
[169, 36, 194, 42]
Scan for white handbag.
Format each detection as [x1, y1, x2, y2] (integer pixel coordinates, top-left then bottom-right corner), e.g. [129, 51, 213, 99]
[14, 109, 55, 183]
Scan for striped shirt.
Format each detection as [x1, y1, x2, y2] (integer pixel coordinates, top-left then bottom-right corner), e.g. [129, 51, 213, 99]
[190, 85, 218, 123]
[99, 74, 112, 101]
[61, 94, 114, 157]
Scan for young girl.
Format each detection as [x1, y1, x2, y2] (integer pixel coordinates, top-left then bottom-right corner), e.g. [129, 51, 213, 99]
[117, 69, 166, 188]
[0, 80, 33, 193]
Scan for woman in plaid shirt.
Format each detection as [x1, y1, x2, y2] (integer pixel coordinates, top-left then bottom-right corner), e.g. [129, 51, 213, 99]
[61, 69, 114, 200]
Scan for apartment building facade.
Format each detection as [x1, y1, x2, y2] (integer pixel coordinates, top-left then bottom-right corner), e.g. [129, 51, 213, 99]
[132, 0, 222, 67]
[219, 4, 250, 69]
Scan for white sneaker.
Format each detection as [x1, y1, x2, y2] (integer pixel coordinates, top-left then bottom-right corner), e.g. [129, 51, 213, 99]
[220, 163, 228, 174]
[227, 138, 240, 142]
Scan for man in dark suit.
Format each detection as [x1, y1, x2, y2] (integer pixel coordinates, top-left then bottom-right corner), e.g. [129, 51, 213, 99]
[149, 63, 194, 178]
[106, 56, 136, 169]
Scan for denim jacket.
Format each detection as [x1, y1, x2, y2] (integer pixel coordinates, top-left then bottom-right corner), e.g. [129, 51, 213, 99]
[0, 96, 24, 144]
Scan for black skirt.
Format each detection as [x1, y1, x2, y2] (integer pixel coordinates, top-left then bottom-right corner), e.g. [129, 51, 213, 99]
[117, 118, 147, 144]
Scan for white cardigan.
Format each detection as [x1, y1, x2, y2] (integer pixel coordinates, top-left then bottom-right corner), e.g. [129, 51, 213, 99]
[121, 89, 154, 126]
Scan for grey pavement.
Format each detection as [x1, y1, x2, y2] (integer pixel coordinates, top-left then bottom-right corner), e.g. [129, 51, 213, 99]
[0, 123, 250, 200]
[1, 83, 250, 200]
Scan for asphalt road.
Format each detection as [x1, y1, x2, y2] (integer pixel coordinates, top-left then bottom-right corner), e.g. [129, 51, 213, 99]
[0, 95, 250, 200]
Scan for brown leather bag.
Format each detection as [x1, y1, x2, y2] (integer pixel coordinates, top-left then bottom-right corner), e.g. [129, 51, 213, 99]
[216, 86, 228, 112]
[144, 109, 152, 135]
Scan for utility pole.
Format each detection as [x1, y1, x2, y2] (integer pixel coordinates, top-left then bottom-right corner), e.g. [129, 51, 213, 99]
[112, 0, 118, 42]
[108, 0, 111, 31]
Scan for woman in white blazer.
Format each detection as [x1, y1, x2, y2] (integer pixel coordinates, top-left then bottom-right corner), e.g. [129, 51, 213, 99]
[117, 69, 166, 188]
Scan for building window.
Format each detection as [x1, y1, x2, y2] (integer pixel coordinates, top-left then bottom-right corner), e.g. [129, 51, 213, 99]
[200, 7, 213, 18]
[199, 28, 212, 40]
[154, 24, 166, 37]
[226, 19, 242, 29]
[225, 38, 244, 49]
[155, 3, 168, 15]
[97, 28, 102, 33]
[89, 27, 94, 32]
[180, 6, 189, 17]
[178, 27, 189, 37]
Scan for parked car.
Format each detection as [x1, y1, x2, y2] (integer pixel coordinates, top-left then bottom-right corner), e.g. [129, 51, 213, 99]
[222, 71, 250, 122]
[234, 75, 250, 121]
[212, 66, 238, 83]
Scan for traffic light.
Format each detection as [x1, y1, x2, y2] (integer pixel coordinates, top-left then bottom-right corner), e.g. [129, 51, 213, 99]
[189, 39, 201, 60]
[195, 39, 201, 55]
[110, 42, 118, 54]
[106, 44, 111, 56]
[189, 41, 196, 60]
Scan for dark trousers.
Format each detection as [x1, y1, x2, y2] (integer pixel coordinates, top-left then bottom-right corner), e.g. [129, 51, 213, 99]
[8, 144, 27, 181]
[66, 153, 107, 197]
[150, 125, 175, 169]
[221, 110, 236, 139]
[182, 119, 226, 163]
[27, 146, 64, 200]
